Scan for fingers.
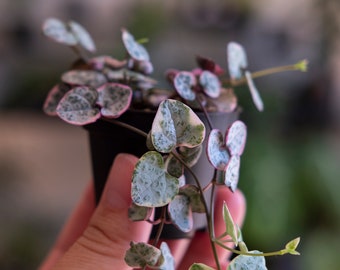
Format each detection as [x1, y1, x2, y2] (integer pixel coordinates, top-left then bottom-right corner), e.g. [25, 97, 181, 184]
[50, 153, 152, 270]
[39, 182, 96, 270]
[177, 187, 246, 269]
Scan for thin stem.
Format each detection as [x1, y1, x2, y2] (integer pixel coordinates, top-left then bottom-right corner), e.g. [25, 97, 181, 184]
[102, 117, 148, 138]
[152, 206, 167, 246]
[196, 94, 213, 131]
[70, 45, 90, 63]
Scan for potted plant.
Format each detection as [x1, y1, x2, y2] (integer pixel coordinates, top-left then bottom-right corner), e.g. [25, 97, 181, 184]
[42, 17, 307, 269]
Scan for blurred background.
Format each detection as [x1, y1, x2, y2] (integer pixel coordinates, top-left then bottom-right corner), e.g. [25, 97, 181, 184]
[0, 0, 339, 269]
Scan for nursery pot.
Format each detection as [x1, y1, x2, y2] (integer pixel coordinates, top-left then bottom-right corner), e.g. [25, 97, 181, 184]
[84, 108, 239, 239]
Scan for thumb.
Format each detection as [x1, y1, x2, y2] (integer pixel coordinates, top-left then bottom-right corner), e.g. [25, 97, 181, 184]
[53, 153, 152, 270]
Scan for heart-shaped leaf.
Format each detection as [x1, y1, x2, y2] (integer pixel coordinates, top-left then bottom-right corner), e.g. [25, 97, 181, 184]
[179, 185, 205, 213]
[151, 99, 205, 153]
[61, 70, 107, 88]
[122, 29, 150, 61]
[199, 70, 221, 98]
[223, 201, 238, 245]
[207, 129, 230, 170]
[173, 71, 197, 101]
[132, 151, 179, 207]
[43, 83, 71, 116]
[159, 242, 175, 270]
[178, 145, 202, 168]
[56, 86, 100, 125]
[226, 121, 247, 156]
[128, 203, 153, 221]
[68, 20, 96, 53]
[96, 83, 132, 118]
[168, 195, 193, 233]
[124, 242, 162, 268]
[227, 42, 248, 80]
[42, 18, 77, 46]
[228, 251, 267, 270]
[225, 155, 241, 192]
[245, 71, 264, 112]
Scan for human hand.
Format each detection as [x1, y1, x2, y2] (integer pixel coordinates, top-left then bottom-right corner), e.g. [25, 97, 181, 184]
[39, 153, 246, 270]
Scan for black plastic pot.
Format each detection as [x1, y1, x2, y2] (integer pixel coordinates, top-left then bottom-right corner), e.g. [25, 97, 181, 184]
[84, 108, 239, 238]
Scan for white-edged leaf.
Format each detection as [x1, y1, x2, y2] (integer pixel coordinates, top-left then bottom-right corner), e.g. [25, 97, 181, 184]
[228, 251, 267, 270]
[173, 71, 197, 101]
[56, 86, 100, 125]
[151, 99, 205, 153]
[189, 263, 215, 270]
[43, 83, 71, 116]
[227, 42, 248, 80]
[96, 83, 132, 118]
[245, 71, 264, 112]
[128, 203, 153, 221]
[122, 29, 150, 61]
[225, 155, 241, 192]
[179, 185, 205, 213]
[178, 145, 202, 168]
[124, 242, 162, 268]
[42, 18, 77, 45]
[207, 129, 230, 170]
[159, 242, 175, 270]
[69, 20, 96, 52]
[199, 70, 221, 98]
[61, 70, 107, 88]
[132, 151, 179, 207]
[168, 195, 193, 232]
[226, 121, 247, 156]
[223, 201, 238, 245]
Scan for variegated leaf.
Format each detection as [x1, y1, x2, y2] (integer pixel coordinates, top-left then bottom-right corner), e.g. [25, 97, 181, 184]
[61, 70, 107, 88]
[227, 42, 248, 80]
[128, 203, 153, 221]
[226, 121, 247, 156]
[68, 20, 96, 52]
[225, 155, 241, 192]
[56, 86, 100, 125]
[122, 29, 150, 61]
[43, 83, 71, 116]
[245, 71, 264, 112]
[178, 145, 202, 168]
[168, 195, 193, 233]
[179, 185, 205, 213]
[199, 70, 221, 98]
[165, 155, 184, 178]
[173, 71, 197, 101]
[159, 242, 175, 270]
[42, 18, 77, 46]
[97, 83, 132, 118]
[228, 251, 267, 270]
[151, 99, 205, 153]
[124, 242, 162, 268]
[132, 151, 179, 207]
[207, 129, 230, 170]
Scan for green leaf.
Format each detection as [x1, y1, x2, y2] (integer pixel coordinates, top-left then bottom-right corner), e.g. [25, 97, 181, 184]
[285, 237, 301, 255]
[96, 83, 132, 118]
[179, 185, 205, 213]
[294, 59, 308, 72]
[56, 86, 100, 125]
[207, 129, 230, 170]
[151, 99, 205, 153]
[124, 242, 162, 268]
[131, 151, 179, 207]
[165, 155, 184, 178]
[168, 195, 193, 232]
[227, 42, 248, 80]
[173, 71, 197, 101]
[222, 201, 238, 245]
[228, 251, 267, 270]
[42, 18, 77, 46]
[122, 28, 150, 61]
[178, 145, 202, 167]
[128, 203, 152, 221]
[159, 242, 175, 270]
[69, 20, 96, 52]
[199, 70, 221, 98]
[245, 71, 264, 112]
[61, 70, 107, 88]
[189, 263, 215, 270]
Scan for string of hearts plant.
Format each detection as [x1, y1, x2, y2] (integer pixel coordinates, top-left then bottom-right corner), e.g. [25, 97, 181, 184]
[42, 18, 306, 270]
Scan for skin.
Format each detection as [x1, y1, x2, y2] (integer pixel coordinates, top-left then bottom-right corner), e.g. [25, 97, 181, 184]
[39, 153, 246, 270]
